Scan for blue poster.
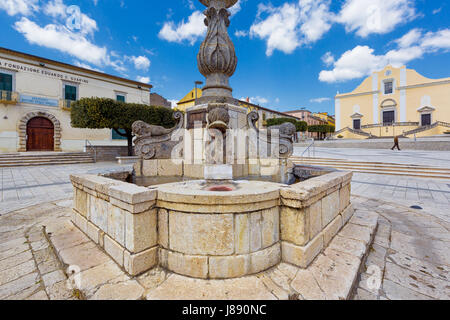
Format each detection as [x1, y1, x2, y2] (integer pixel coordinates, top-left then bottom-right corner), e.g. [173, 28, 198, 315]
[20, 95, 59, 107]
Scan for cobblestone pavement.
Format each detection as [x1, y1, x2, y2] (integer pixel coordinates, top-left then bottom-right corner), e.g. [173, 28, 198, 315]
[0, 163, 132, 215]
[351, 173, 450, 222]
[0, 163, 449, 299]
[352, 196, 450, 300]
[293, 147, 450, 168]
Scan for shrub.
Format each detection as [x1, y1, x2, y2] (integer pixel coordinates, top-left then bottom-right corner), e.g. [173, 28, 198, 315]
[71, 97, 175, 155]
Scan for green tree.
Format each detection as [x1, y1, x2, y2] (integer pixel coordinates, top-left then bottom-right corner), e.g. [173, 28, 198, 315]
[307, 124, 335, 140]
[71, 97, 175, 156]
[266, 117, 308, 132]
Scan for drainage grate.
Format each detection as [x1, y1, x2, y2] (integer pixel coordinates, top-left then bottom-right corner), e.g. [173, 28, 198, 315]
[410, 205, 423, 210]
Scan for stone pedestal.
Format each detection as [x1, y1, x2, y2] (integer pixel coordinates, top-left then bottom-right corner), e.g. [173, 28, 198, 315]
[204, 164, 233, 180]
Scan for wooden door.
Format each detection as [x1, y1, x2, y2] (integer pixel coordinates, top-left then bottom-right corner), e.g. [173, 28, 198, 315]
[26, 117, 54, 151]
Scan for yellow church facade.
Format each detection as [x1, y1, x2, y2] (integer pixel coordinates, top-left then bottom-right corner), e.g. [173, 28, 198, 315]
[333, 65, 450, 139]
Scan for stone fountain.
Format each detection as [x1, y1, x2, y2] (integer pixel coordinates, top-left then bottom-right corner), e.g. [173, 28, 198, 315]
[69, 0, 360, 298]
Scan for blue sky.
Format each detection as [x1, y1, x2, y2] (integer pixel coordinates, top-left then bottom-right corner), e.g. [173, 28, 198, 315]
[0, 0, 449, 114]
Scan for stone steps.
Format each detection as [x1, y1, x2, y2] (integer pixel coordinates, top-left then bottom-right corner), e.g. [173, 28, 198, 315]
[292, 157, 450, 180]
[0, 152, 94, 167]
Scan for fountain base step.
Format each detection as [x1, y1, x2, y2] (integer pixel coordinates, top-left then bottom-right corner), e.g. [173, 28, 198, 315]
[49, 207, 378, 300]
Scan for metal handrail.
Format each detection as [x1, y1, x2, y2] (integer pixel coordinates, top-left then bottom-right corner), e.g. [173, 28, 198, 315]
[85, 140, 97, 163]
[301, 138, 315, 158]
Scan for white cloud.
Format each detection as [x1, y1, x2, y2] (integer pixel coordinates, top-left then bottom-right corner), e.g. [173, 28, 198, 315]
[395, 28, 421, 48]
[127, 56, 150, 71]
[229, 0, 244, 16]
[250, 3, 301, 56]
[74, 61, 103, 72]
[421, 29, 450, 51]
[14, 17, 108, 66]
[44, 0, 98, 36]
[0, 0, 38, 16]
[241, 96, 269, 105]
[321, 51, 334, 66]
[168, 99, 178, 109]
[319, 28, 450, 83]
[136, 76, 150, 84]
[432, 8, 442, 15]
[249, 0, 332, 56]
[234, 30, 248, 37]
[298, 0, 333, 43]
[158, 10, 206, 45]
[336, 0, 416, 37]
[310, 97, 330, 103]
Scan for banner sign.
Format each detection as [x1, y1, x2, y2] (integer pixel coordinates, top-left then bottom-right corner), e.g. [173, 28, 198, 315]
[20, 95, 59, 107]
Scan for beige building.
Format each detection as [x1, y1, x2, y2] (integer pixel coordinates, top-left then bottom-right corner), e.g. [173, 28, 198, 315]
[334, 65, 450, 139]
[0, 47, 153, 153]
[177, 88, 299, 128]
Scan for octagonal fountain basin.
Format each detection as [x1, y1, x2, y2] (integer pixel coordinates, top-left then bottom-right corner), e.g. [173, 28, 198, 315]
[155, 179, 284, 278]
[71, 168, 353, 279]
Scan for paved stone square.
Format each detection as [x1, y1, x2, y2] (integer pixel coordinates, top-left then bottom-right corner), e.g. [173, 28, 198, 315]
[0, 163, 132, 215]
[0, 161, 449, 300]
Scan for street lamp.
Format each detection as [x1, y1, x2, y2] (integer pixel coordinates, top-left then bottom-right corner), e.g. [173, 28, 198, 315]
[194, 81, 203, 105]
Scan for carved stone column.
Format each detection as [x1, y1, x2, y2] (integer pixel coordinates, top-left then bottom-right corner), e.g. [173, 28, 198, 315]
[197, 0, 238, 104]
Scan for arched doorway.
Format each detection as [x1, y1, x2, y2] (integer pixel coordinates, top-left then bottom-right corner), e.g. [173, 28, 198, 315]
[26, 117, 54, 151]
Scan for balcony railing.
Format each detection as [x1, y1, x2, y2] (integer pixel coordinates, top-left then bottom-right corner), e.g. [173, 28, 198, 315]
[0, 91, 19, 104]
[361, 122, 419, 129]
[59, 99, 75, 111]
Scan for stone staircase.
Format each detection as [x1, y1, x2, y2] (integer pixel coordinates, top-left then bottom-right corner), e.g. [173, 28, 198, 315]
[0, 152, 95, 167]
[291, 157, 450, 180]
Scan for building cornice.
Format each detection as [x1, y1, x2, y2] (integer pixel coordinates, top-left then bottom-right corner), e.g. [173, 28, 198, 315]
[0, 47, 152, 90]
[336, 90, 379, 99]
[397, 79, 450, 90]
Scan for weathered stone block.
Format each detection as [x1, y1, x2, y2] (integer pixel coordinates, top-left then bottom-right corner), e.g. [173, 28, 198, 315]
[86, 221, 100, 244]
[209, 255, 250, 279]
[158, 209, 169, 248]
[157, 159, 183, 176]
[74, 211, 87, 234]
[159, 248, 168, 269]
[250, 243, 281, 274]
[89, 196, 108, 232]
[74, 188, 88, 216]
[339, 183, 351, 213]
[339, 223, 372, 245]
[142, 160, 158, 177]
[261, 207, 279, 249]
[124, 247, 158, 276]
[341, 204, 355, 225]
[249, 211, 262, 252]
[109, 197, 155, 214]
[167, 251, 208, 279]
[281, 234, 323, 268]
[184, 164, 204, 179]
[109, 184, 156, 204]
[280, 206, 309, 246]
[169, 212, 234, 255]
[234, 214, 250, 254]
[260, 166, 279, 177]
[259, 158, 280, 167]
[125, 209, 157, 253]
[322, 215, 343, 246]
[248, 164, 261, 176]
[107, 205, 126, 246]
[321, 190, 340, 227]
[104, 235, 124, 267]
[307, 200, 322, 239]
